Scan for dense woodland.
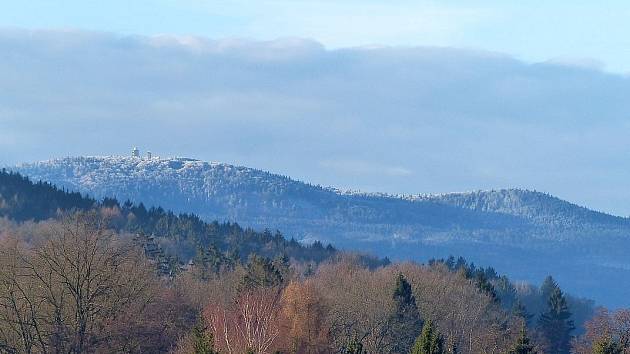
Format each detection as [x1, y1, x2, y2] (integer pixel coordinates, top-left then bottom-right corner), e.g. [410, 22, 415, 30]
[15, 157, 630, 309]
[0, 170, 628, 353]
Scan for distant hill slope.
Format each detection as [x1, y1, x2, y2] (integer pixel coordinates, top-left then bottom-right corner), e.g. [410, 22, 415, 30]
[16, 156, 628, 235]
[15, 157, 531, 238]
[418, 189, 628, 228]
[14, 156, 630, 307]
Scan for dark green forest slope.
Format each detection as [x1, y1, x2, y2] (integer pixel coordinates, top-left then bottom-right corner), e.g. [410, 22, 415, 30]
[0, 169, 343, 270]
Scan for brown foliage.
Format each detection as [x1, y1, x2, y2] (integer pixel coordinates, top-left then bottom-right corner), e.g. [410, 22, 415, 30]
[281, 280, 330, 353]
[173, 268, 245, 311]
[397, 262, 519, 353]
[0, 213, 537, 354]
[307, 259, 519, 354]
[310, 257, 397, 352]
[99, 287, 197, 353]
[574, 308, 630, 354]
[0, 212, 162, 353]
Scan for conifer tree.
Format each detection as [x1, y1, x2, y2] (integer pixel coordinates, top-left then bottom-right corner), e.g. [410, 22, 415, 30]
[537, 286, 574, 354]
[410, 319, 444, 354]
[474, 271, 498, 302]
[495, 275, 517, 308]
[539, 276, 558, 301]
[344, 338, 365, 354]
[445, 256, 456, 270]
[272, 253, 291, 281]
[191, 320, 218, 354]
[388, 273, 423, 353]
[592, 335, 623, 354]
[447, 340, 458, 354]
[508, 325, 537, 354]
[193, 246, 212, 280]
[241, 254, 283, 289]
[512, 300, 534, 326]
[303, 263, 315, 277]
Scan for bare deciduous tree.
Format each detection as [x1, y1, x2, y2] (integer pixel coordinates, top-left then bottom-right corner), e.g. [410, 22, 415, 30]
[0, 212, 156, 353]
[204, 287, 283, 354]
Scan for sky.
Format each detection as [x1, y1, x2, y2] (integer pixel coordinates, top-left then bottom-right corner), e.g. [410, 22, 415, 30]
[1, 1, 630, 215]
[4, 0, 630, 73]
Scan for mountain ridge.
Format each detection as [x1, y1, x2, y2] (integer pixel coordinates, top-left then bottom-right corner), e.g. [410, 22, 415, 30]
[415, 189, 628, 227]
[15, 156, 627, 231]
[15, 156, 528, 235]
[12, 155, 630, 307]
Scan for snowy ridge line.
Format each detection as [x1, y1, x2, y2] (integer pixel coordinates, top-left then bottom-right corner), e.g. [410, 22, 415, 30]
[12, 157, 552, 200]
[13, 155, 628, 225]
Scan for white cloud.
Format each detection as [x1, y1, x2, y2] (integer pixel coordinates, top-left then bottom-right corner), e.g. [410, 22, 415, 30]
[242, 1, 493, 48]
[1, 29, 630, 215]
[179, 0, 494, 48]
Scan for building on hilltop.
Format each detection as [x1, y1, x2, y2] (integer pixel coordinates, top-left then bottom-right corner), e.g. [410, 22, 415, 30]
[132, 147, 140, 158]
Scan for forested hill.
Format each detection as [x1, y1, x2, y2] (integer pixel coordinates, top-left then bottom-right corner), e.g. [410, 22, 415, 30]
[0, 169, 340, 267]
[12, 156, 630, 307]
[417, 189, 628, 228]
[15, 156, 522, 232]
[0, 169, 96, 221]
[14, 156, 630, 238]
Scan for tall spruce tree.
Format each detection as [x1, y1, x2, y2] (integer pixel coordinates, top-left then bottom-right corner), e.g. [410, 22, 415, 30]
[410, 319, 444, 354]
[508, 325, 537, 354]
[539, 276, 558, 301]
[537, 286, 574, 354]
[388, 273, 423, 353]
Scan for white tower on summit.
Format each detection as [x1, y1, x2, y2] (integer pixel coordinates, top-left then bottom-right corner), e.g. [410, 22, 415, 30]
[132, 147, 140, 158]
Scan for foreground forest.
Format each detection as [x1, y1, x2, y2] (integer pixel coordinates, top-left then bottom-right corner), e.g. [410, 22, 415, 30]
[0, 170, 628, 353]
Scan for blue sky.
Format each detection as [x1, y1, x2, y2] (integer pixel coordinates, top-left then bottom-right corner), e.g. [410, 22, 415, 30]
[4, 0, 630, 73]
[1, 2, 630, 216]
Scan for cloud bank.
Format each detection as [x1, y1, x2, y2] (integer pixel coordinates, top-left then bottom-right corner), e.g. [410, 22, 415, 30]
[1, 29, 630, 215]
